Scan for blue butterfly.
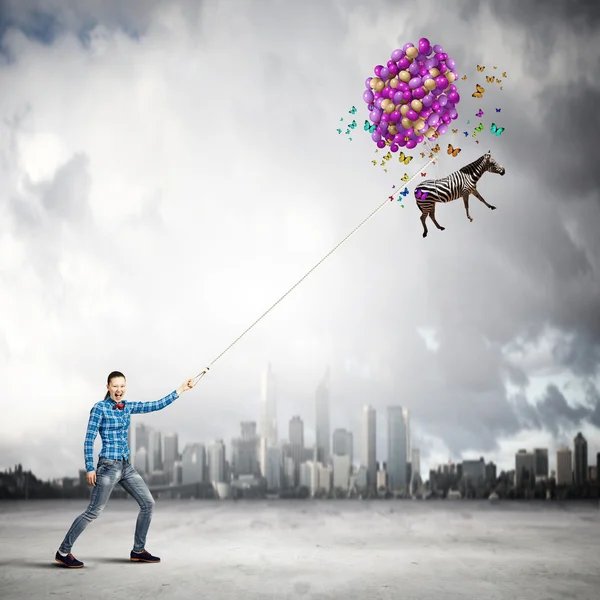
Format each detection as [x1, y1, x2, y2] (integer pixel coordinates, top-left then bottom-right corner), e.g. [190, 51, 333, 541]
[490, 123, 505, 136]
[399, 187, 409, 198]
[463, 131, 468, 137]
[495, 108, 501, 112]
[364, 120, 376, 133]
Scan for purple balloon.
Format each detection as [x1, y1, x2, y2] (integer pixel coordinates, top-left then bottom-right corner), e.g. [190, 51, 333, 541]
[363, 90, 374, 104]
[422, 93, 433, 107]
[406, 139, 417, 149]
[390, 143, 399, 152]
[428, 113, 440, 126]
[398, 81, 409, 92]
[442, 113, 451, 125]
[403, 42, 414, 51]
[371, 132, 381, 142]
[416, 135, 424, 143]
[374, 91, 382, 100]
[439, 64, 448, 74]
[435, 75, 448, 89]
[380, 67, 390, 80]
[433, 44, 443, 53]
[377, 139, 386, 149]
[378, 121, 389, 133]
[397, 57, 410, 70]
[446, 57, 456, 69]
[412, 86, 426, 100]
[374, 65, 384, 77]
[424, 58, 434, 70]
[393, 91, 404, 104]
[454, 92, 461, 104]
[431, 100, 441, 112]
[381, 113, 391, 123]
[449, 84, 457, 92]
[370, 108, 382, 122]
[409, 76, 422, 89]
[365, 77, 372, 89]
[448, 108, 458, 119]
[408, 62, 420, 75]
[390, 110, 401, 123]
[402, 90, 412, 102]
[375, 97, 384, 109]
[420, 108, 432, 119]
[419, 37, 430, 48]
[391, 48, 404, 61]
[438, 123, 448, 135]
[447, 91, 459, 103]
[419, 66, 429, 77]
[406, 109, 419, 121]
[392, 133, 402, 143]
[438, 95, 448, 107]
[388, 63, 399, 76]
[398, 137, 407, 147]
[432, 88, 442, 97]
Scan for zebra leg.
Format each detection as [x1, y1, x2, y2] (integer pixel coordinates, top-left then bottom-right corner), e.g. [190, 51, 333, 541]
[472, 189, 496, 210]
[418, 202, 429, 238]
[463, 194, 474, 222]
[429, 205, 445, 231]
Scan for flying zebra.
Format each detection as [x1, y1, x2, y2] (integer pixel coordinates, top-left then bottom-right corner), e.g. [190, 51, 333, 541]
[414, 151, 506, 238]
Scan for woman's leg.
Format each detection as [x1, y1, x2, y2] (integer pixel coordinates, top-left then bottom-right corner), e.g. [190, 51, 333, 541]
[119, 463, 156, 553]
[58, 459, 121, 554]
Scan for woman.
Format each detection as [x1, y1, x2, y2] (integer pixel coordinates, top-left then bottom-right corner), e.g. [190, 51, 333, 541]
[55, 370, 200, 568]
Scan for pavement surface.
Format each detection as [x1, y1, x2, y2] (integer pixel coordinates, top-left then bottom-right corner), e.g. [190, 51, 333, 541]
[1, 499, 599, 600]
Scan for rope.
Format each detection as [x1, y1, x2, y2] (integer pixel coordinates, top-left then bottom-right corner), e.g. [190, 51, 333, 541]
[192, 153, 436, 384]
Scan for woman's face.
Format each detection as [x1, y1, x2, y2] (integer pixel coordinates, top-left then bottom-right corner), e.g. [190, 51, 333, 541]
[107, 377, 127, 401]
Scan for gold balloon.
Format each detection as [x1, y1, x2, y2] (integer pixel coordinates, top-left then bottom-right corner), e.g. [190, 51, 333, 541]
[445, 71, 456, 83]
[395, 104, 402, 111]
[411, 99, 423, 113]
[389, 78, 399, 89]
[400, 104, 410, 116]
[414, 118, 426, 132]
[406, 46, 419, 59]
[425, 127, 436, 138]
[370, 77, 379, 89]
[388, 124, 397, 135]
[429, 68, 440, 78]
[381, 98, 391, 110]
[424, 78, 436, 91]
[401, 117, 412, 130]
[384, 102, 395, 114]
[398, 70, 411, 82]
[374, 79, 385, 92]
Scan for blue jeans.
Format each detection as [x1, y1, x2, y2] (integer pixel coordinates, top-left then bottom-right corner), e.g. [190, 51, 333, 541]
[59, 458, 155, 554]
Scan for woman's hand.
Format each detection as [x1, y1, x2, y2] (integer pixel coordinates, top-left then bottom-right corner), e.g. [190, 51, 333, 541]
[86, 471, 97, 486]
[177, 378, 196, 395]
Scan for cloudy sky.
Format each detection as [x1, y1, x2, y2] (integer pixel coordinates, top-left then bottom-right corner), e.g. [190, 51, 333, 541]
[1, 0, 599, 481]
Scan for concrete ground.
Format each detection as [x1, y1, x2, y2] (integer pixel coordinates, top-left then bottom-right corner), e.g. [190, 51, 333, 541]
[1, 499, 599, 600]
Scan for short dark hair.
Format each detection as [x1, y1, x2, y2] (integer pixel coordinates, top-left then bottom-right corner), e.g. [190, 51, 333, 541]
[104, 371, 126, 399]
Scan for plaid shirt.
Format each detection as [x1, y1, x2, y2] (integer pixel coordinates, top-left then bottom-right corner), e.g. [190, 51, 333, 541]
[84, 390, 179, 472]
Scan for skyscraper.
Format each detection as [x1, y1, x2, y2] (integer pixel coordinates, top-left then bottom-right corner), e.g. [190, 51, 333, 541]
[556, 446, 572, 486]
[260, 363, 278, 446]
[288, 416, 304, 487]
[332, 428, 354, 466]
[361, 405, 376, 490]
[231, 421, 260, 477]
[387, 406, 410, 491]
[207, 440, 226, 484]
[163, 433, 179, 479]
[515, 449, 535, 488]
[533, 448, 549, 479]
[135, 423, 151, 473]
[573, 432, 588, 485]
[315, 368, 331, 464]
[182, 443, 206, 484]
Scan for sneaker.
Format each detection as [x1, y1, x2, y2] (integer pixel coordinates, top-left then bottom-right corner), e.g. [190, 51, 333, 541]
[55, 551, 84, 568]
[130, 549, 160, 563]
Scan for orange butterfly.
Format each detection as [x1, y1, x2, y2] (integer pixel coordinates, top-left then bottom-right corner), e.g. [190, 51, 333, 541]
[452, 129, 458, 134]
[502, 71, 507, 78]
[447, 143, 461, 157]
[428, 153, 434, 159]
[421, 172, 427, 176]
[461, 75, 467, 81]
[496, 79, 502, 84]
[420, 152, 426, 158]
[431, 144, 441, 153]
[493, 65, 497, 69]
[476, 65, 485, 72]
[486, 76, 495, 83]
[472, 84, 485, 98]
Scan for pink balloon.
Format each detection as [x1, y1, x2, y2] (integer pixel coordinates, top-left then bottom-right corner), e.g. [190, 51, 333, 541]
[377, 139, 386, 148]
[374, 65, 384, 76]
[390, 110, 401, 123]
[388, 64, 399, 76]
[381, 113, 391, 122]
[397, 57, 410, 70]
[412, 86, 426, 100]
[390, 143, 399, 152]
[406, 139, 417, 149]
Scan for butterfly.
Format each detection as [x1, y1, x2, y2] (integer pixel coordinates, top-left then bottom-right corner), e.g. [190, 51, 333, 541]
[477, 65, 485, 72]
[475, 140, 479, 144]
[431, 144, 440, 153]
[364, 120, 376, 133]
[401, 173, 410, 182]
[398, 152, 413, 165]
[496, 79, 502, 84]
[345, 129, 350, 135]
[348, 120, 357, 129]
[400, 187, 409, 197]
[380, 161, 385, 166]
[420, 152, 426, 158]
[447, 144, 462, 157]
[415, 188, 428, 200]
[467, 120, 471, 124]
[475, 123, 484, 132]
[336, 128, 342, 134]
[452, 129, 458, 134]
[490, 123, 505, 136]
[349, 106, 357, 114]
[383, 168, 388, 172]
[472, 132, 478, 138]
[384, 152, 392, 161]
[389, 195, 394, 201]
[348, 137, 352, 141]
[461, 75, 468, 81]
[486, 76, 496, 83]
[496, 108, 501, 112]
[500, 86, 503, 90]
[340, 117, 344, 121]
[371, 160, 377, 166]
[502, 71, 507, 78]
[476, 109, 484, 118]
[391, 185, 396, 188]
[421, 172, 427, 176]
[493, 66, 497, 69]
[463, 131, 468, 137]
[472, 84, 485, 98]
[428, 153, 434, 159]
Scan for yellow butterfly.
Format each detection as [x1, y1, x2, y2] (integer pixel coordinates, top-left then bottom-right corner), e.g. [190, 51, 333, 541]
[384, 168, 388, 173]
[447, 144, 461, 157]
[472, 131, 477, 137]
[398, 152, 413, 165]
[380, 160, 385, 166]
[476, 65, 485, 72]
[461, 75, 468, 81]
[371, 160, 377, 166]
[431, 144, 441, 153]
[420, 152, 426, 158]
[384, 152, 392, 161]
[375, 149, 379, 153]
[472, 84, 485, 98]
[401, 173, 410, 182]
[452, 129, 458, 134]
[486, 76, 496, 83]
[496, 79, 502, 84]
[502, 71, 507, 78]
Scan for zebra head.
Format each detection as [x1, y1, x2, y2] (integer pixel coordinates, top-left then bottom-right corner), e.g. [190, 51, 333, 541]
[484, 151, 506, 176]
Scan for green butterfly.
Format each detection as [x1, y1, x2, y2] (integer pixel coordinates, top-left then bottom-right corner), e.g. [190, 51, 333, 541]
[349, 106, 357, 114]
[475, 123, 484, 132]
[364, 120, 376, 133]
[490, 123, 505, 136]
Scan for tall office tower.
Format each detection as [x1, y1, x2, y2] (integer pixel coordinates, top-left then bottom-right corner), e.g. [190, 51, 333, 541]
[182, 443, 206, 484]
[260, 363, 278, 446]
[387, 406, 410, 491]
[163, 433, 179, 477]
[288, 416, 304, 487]
[315, 368, 331, 464]
[533, 448, 549, 479]
[573, 432, 588, 485]
[515, 449, 535, 487]
[231, 421, 260, 477]
[208, 439, 226, 484]
[265, 445, 283, 490]
[148, 430, 162, 474]
[556, 446, 573, 486]
[332, 429, 354, 466]
[361, 405, 377, 490]
[135, 423, 151, 473]
[411, 448, 421, 477]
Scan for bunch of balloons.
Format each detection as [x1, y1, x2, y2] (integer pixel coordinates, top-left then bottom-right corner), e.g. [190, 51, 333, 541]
[362, 38, 461, 152]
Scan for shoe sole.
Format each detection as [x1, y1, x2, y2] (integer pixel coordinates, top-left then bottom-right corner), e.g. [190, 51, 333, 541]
[55, 559, 84, 568]
[130, 558, 160, 562]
